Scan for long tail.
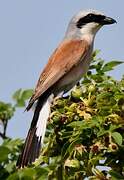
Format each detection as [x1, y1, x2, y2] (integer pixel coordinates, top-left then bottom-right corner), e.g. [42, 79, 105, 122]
[16, 94, 53, 168]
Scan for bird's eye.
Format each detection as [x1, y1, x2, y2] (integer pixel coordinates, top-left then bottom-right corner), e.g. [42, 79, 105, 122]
[87, 13, 93, 18]
[76, 13, 106, 29]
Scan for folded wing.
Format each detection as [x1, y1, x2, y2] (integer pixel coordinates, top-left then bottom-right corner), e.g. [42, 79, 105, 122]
[27, 39, 89, 110]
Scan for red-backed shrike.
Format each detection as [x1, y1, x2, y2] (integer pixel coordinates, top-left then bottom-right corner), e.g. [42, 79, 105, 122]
[17, 9, 116, 168]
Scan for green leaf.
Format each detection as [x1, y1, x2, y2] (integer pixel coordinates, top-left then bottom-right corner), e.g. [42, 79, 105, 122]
[96, 59, 104, 72]
[12, 89, 33, 107]
[21, 89, 33, 100]
[112, 132, 122, 146]
[16, 99, 25, 107]
[3, 139, 23, 152]
[102, 61, 124, 72]
[35, 167, 49, 179]
[109, 170, 124, 179]
[18, 168, 36, 179]
[96, 92, 116, 107]
[7, 172, 19, 180]
[64, 159, 80, 168]
[0, 146, 10, 162]
[92, 49, 101, 60]
[67, 121, 84, 128]
[5, 162, 15, 173]
[0, 102, 15, 121]
[12, 89, 22, 101]
[7, 167, 49, 180]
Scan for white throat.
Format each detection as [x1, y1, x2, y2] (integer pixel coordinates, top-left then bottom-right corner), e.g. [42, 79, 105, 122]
[80, 22, 101, 34]
[79, 22, 101, 43]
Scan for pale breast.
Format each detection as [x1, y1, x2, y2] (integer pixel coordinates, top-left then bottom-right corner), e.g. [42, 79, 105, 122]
[54, 43, 93, 94]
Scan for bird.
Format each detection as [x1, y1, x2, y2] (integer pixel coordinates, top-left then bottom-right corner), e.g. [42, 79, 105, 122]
[16, 9, 116, 168]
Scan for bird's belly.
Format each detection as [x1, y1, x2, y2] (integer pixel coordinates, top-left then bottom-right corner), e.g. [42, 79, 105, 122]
[54, 51, 92, 94]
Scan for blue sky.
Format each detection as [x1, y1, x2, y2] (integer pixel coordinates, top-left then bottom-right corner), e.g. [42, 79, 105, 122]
[0, 0, 124, 139]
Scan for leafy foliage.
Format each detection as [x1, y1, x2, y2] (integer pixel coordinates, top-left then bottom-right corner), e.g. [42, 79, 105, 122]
[0, 51, 124, 179]
[12, 89, 33, 107]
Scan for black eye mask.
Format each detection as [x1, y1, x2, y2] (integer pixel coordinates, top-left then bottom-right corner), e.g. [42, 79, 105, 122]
[77, 13, 106, 28]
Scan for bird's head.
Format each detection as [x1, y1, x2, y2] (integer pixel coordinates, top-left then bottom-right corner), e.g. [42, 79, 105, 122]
[65, 9, 116, 39]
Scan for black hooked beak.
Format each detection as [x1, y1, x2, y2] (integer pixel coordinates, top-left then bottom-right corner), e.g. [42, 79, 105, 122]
[101, 16, 117, 25]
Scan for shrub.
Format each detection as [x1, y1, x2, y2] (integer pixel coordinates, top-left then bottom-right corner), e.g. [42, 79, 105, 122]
[0, 51, 124, 179]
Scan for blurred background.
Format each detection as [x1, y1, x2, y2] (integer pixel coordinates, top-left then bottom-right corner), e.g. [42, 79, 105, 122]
[0, 0, 123, 139]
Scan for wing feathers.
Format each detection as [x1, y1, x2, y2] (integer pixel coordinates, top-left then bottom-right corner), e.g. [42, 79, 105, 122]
[27, 39, 89, 110]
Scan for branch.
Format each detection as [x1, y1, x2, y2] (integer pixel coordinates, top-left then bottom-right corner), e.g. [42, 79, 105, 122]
[0, 131, 8, 139]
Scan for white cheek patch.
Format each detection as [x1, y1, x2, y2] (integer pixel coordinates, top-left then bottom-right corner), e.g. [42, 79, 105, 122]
[80, 22, 101, 35]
